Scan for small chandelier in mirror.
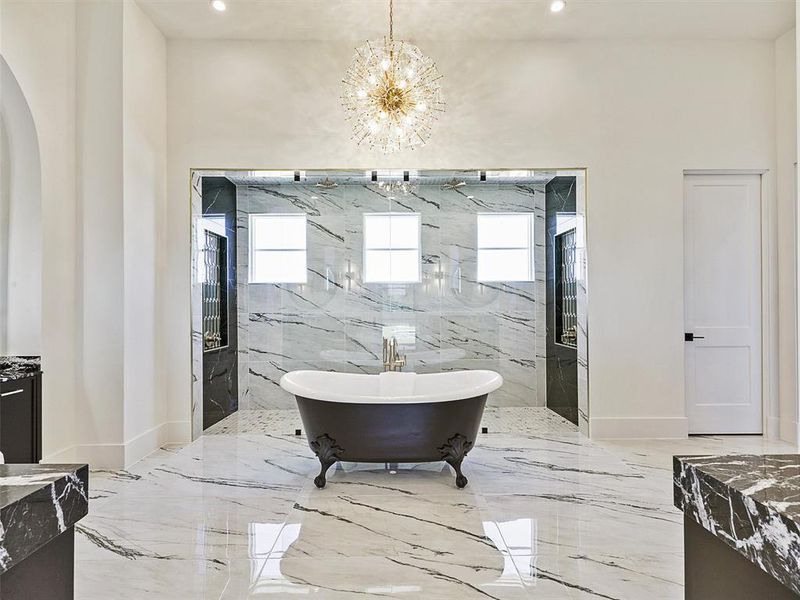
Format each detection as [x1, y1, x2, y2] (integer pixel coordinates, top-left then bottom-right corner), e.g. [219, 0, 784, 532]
[341, 0, 445, 154]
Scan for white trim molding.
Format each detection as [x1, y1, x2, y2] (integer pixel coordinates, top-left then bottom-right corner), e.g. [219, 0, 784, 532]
[590, 416, 689, 439]
[683, 169, 770, 176]
[42, 420, 191, 469]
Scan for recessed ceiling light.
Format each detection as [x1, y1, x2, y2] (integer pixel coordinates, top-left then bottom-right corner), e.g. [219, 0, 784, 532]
[211, 0, 226, 12]
[550, 0, 566, 12]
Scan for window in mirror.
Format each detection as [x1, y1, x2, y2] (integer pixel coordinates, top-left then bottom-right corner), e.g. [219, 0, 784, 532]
[249, 214, 307, 283]
[477, 213, 534, 282]
[363, 213, 421, 283]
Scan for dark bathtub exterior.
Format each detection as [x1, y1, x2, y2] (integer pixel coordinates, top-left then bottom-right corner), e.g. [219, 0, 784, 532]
[295, 394, 487, 488]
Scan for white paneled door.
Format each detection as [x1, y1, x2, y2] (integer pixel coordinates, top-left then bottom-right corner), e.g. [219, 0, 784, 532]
[684, 174, 762, 434]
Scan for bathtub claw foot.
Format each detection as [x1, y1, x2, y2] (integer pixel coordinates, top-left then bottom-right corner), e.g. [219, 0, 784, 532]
[439, 434, 473, 489]
[310, 434, 344, 489]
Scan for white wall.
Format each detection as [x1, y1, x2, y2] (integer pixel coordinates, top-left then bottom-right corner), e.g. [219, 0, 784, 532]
[1, 4, 794, 447]
[0, 56, 42, 355]
[168, 39, 783, 437]
[776, 28, 797, 443]
[0, 0, 79, 458]
[1, 0, 171, 467]
[75, 0, 126, 459]
[73, 0, 170, 467]
[122, 0, 169, 463]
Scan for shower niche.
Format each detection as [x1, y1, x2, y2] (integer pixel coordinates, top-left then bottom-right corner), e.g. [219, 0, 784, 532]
[555, 227, 578, 349]
[202, 228, 228, 351]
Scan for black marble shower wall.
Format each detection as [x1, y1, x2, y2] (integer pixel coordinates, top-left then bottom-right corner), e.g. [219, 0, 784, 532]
[202, 177, 238, 429]
[545, 177, 578, 424]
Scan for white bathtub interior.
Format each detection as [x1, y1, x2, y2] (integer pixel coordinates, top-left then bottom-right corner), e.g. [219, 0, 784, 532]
[280, 369, 504, 404]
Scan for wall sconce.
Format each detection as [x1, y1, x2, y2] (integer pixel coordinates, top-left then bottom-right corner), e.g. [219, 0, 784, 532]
[422, 261, 446, 295]
[344, 259, 356, 292]
[450, 266, 462, 295]
[433, 262, 445, 294]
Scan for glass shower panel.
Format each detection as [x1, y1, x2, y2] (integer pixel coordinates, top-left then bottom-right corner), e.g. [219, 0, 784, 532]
[295, 177, 346, 369]
[377, 176, 435, 373]
[339, 177, 394, 372]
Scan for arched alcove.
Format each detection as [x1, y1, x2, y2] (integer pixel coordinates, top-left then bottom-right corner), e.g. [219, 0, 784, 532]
[0, 55, 42, 354]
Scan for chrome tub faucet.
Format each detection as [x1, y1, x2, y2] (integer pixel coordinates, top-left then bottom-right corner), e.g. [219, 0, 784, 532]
[382, 336, 406, 372]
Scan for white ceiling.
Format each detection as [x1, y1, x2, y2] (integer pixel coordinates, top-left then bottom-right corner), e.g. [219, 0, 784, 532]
[137, 0, 795, 42]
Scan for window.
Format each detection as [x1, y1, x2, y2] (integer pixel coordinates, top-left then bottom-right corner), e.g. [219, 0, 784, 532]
[363, 213, 421, 283]
[249, 214, 307, 283]
[477, 213, 534, 282]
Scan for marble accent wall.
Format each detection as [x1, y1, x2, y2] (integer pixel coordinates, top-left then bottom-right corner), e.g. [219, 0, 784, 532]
[236, 182, 546, 410]
[201, 177, 239, 429]
[545, 177, 578, 424]
[190, 172, 203, 439]
[574, 174, 589, 435]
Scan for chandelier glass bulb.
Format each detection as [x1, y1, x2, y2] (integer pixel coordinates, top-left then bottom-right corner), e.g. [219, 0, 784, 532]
[341, 0, 445, 153]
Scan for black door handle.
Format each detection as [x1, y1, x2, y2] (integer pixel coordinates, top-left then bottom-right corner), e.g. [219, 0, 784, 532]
[685, 333, 705, 342]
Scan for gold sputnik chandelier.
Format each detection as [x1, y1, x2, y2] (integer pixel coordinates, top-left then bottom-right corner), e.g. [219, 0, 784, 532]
[341, 0, 445, 153]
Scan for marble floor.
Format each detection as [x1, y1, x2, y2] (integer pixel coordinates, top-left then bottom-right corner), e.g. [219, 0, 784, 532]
[76, 410, 796, 599]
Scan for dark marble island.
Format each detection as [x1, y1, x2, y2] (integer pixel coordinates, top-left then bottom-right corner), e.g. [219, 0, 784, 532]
[674, 455, 800, 599]
[0, 356, 43, 464]
[0, 356, 41, 383]
[0, 464, 88, 600]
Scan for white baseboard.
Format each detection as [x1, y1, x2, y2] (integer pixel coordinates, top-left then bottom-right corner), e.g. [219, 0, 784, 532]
[124, 422, 170, 468]
[779, 419, 799, 444]
[166, 420, 192, 443]
[766, 416, 781, 439]
[590, 416, 689, 439]
[42, 420, 192, 470]
[43, 442, 125, 469]
[42, 444, 78, 464]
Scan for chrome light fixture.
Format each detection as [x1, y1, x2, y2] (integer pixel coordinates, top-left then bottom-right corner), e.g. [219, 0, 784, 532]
[315, 177, 339, 189]
[441, 178, 466, 190]
[376, 180, 417, 198]
[341, 0, 445, 153]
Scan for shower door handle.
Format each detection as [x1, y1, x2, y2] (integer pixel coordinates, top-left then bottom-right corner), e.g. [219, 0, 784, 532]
[684, 332, 705, 342]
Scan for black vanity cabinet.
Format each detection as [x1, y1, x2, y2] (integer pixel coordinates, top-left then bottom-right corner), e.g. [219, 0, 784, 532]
[0, 374, 42, 463]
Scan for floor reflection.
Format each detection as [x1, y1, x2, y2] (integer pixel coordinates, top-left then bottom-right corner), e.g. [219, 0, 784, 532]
[76, 409, 798, 599]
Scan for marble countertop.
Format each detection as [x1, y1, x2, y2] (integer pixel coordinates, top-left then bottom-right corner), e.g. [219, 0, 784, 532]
[0, 356, 42, 383]
[0, 464, 88, 573]
[674, 454, 800, 595]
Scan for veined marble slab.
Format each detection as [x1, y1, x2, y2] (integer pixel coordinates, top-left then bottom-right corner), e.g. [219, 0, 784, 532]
[0, 463, 88, 572]
[189, 170, 590, 440]
[0, 355, 41, 383]
[674, 454, 800, 595]
[236, 182, 548, 412]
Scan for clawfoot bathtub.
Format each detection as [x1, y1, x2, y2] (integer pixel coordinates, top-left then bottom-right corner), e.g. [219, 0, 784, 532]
[279, 370, 503, 489]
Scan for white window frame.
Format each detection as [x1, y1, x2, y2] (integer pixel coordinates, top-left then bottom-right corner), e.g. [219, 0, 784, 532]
[476, 212, 535, 282]
[363, 212, 422, 284]
[248, 213, 308, 284]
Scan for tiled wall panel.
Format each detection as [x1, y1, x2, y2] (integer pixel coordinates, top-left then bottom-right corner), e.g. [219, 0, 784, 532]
[236, 182, 546, 409]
